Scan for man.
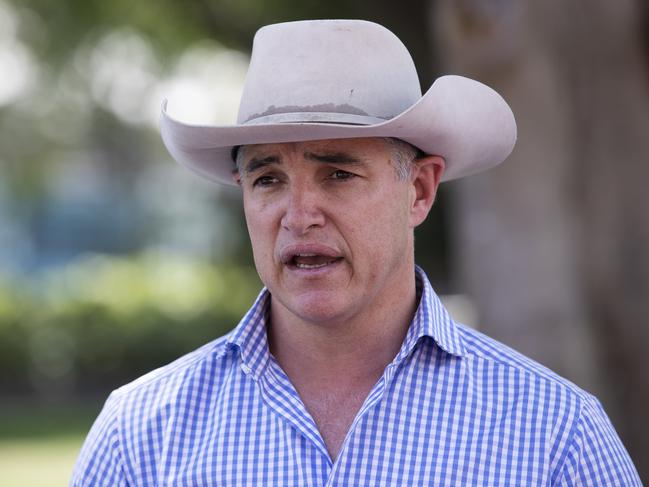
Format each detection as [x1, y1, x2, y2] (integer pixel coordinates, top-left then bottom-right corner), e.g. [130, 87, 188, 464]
[72, 20, 641, 485]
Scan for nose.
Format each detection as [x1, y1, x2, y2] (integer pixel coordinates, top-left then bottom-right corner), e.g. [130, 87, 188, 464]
[280, 181, 326, 236]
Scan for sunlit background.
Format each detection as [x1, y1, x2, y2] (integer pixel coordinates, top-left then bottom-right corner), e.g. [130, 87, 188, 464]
[1, 0, 648, 484]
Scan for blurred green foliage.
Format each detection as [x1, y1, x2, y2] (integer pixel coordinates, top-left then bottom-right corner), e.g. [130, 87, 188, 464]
[15, 0, 359, 66]
[0, 0, 447, 396]
[0, 253, 261, 396]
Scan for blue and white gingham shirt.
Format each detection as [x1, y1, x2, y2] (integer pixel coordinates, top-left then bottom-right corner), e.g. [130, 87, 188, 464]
[72, 268, 641, 486]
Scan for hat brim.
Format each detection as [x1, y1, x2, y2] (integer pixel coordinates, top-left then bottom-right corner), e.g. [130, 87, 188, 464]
[160, 75, 516, 185]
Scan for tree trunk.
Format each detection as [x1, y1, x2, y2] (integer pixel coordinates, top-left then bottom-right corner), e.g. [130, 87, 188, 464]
[432, 0, 649, 478]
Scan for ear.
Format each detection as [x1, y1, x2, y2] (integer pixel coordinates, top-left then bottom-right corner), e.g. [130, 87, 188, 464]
[409, 155, 445, 227]
[232, 170, 242, 186]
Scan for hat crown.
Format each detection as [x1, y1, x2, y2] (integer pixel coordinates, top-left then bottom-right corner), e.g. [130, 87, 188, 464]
[237, 20, 422, 125]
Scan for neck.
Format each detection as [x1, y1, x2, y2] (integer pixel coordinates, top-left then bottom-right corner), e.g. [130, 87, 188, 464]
[268, 264, 417, 385]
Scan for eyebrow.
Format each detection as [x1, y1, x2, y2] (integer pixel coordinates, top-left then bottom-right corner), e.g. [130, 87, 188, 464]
[243, 155, 281, 174]
[243, 151, 363, 175]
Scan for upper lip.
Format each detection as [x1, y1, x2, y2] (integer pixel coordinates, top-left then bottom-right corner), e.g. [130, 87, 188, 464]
[279, 244, 343, 265]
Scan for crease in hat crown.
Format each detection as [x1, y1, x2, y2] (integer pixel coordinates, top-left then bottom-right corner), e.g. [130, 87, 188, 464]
[237, 19, 422, 126]
[159, 19, 517, 186]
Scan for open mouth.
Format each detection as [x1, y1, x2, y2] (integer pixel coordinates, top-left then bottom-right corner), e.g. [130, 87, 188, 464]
[289, 253, 343, 270]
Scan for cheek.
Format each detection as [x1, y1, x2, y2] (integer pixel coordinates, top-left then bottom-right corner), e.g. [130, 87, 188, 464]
[244, 201, 275, 265]
[347, 190, 411, 260]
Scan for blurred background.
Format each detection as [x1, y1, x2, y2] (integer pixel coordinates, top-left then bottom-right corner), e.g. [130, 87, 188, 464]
[0, 0, 647, 484]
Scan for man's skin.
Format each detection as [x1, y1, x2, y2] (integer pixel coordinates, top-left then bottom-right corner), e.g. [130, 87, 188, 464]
[234, 137, 445, 459]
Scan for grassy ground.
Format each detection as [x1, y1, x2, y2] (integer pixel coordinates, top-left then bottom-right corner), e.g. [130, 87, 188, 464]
[0, 400, 102, 487]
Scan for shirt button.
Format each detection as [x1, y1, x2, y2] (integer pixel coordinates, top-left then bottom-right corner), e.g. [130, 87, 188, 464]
[241, 364, 251, 375]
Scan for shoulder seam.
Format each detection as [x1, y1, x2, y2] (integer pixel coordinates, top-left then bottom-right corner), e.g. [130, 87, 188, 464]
[112, 334, 234, 398]
[111, 391, 137, 485]
[455, 322, 591, 401]
[550, 395, 584, 485]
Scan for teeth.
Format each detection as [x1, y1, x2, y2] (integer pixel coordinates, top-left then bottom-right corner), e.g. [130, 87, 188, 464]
[295, 262, 329, 269]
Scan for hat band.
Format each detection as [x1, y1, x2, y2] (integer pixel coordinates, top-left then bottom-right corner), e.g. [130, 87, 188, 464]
[242, 111, 388, 126]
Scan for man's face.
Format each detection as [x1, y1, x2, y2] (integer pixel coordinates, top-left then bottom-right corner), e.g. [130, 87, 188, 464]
[236, 137, 440, 326]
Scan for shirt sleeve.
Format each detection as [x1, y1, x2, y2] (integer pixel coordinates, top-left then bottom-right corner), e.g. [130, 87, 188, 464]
[554, 395, 642, 486]
[69, 392, 130, 487]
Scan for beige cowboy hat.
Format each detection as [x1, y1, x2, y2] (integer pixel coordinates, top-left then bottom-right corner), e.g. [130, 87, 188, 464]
[160, 19, 516, 185]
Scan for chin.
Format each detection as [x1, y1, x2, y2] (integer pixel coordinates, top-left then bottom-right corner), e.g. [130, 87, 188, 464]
[282, 290, 352, 324]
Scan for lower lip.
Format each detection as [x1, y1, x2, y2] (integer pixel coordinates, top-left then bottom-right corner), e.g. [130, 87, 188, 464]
[284, 258, 344, 277]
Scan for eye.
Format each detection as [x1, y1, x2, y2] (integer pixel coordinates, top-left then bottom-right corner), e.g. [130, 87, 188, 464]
[252, 175, 279, 187]
[329, 169, 356, 181]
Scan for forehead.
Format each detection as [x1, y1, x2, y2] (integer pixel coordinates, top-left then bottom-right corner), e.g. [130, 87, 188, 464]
[238, 137, 391, 167]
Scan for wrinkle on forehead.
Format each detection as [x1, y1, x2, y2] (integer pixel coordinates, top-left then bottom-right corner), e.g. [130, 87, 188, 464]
[237, 138, 389, 171]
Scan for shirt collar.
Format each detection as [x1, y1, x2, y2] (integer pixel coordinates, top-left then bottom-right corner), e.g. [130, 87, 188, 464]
[394, 266, 466, 363]
[224, 266, 465, 378]
[223, 289, 272, 380]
